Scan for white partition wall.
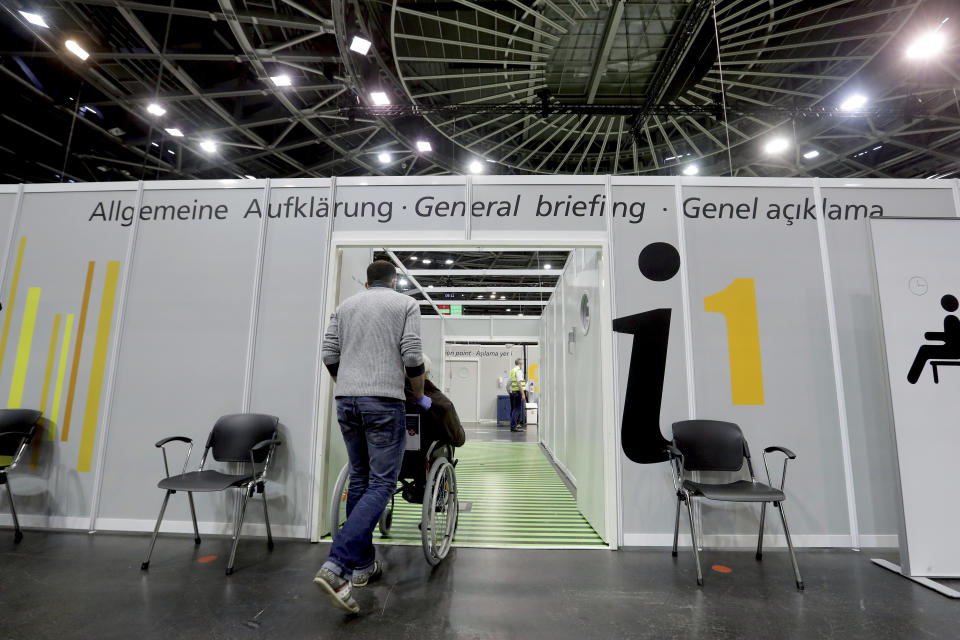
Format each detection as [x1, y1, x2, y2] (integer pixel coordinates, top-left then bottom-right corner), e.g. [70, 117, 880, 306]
[0, 176, 957, 549]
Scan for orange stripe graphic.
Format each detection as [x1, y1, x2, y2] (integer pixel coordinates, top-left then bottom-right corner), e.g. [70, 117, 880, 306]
[77, 261, 120, 472]
[31, 314, 62, 468]
[0, 237, 27, 377]
[62, 262, 95, 441]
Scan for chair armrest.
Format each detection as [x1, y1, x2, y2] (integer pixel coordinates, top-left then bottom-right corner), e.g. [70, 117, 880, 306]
[251, 438, 282, 453]
[763, 445, 796, 459]
[155, 436, 192, 448]
[665, 443, 683, 459]
[762, 446, 796, 490]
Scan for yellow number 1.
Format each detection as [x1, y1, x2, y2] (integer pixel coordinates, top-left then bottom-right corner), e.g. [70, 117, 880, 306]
[704, 278, 765, 405]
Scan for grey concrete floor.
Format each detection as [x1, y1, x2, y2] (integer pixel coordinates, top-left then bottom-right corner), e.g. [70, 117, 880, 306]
[1, 530, 957, 640]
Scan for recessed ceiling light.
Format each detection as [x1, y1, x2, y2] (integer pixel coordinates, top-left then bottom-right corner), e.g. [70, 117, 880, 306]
[20, 12, 49, 28]
[370, 91, 390, 106]
[416, 140, 432, 153]
[399, 278, 409, 287]
[500, 296, 506, 300]
[146, 103, 166, 116]
[445, 259, 453, 265]
[476, 295, 484, 299]
[469, 160, 483, 174]
[422, 258, 433, 264]
[428, 285, 434, 289]
[167, 149, 175, 155]
[506, 308, 511, 312]
[349, 36, 372, 55]
[410, 256, 418, 261]
[270, 74, 292, 87]
[151, 142, 159, 147]
[682, 165, 699, 176]
[544, 263, 552, 270]
[764, 137, 790, 154]
[200, 139, 217, 153]
[489, 294, 496, 299]
[378, 152, 392, 164]
[803, 150, 820, 160]
[165, 128, 184, 137]
[65, 40, 89, 61]
[839, 94, 867, 111]
[906, 30, 947, 60]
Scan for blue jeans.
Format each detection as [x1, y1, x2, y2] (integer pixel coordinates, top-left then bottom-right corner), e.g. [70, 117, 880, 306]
[509, 391, 525, 429]
[326, 396, 406, 576]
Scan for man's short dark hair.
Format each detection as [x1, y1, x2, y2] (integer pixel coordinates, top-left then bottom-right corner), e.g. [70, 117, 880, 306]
[367, 260, 397, 285]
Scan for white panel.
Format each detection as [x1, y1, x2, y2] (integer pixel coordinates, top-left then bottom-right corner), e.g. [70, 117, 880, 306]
[98, 186, 261, 524]
[247, 183, 332, 534]
[871, 217, 960, 577]
[823, 185, 956, 540]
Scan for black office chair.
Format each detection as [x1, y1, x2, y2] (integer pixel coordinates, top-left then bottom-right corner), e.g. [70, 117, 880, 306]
[667, 419, 803, 590]
[141, 413, 281, 575]
[0, 409, 43, 543]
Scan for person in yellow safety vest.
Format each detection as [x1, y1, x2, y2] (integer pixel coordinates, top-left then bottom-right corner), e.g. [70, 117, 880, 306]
[509, 358, 527, 432]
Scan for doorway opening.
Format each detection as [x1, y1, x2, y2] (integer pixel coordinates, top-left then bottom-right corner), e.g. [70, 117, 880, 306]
[317, 244, 615, 550]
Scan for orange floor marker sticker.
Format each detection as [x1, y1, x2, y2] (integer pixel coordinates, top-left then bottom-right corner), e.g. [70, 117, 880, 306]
[712, 565, 733, 573]
[197, 555, 218, 563]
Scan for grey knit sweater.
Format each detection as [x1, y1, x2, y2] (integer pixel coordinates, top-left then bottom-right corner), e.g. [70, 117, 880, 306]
[322, 285, 424, 400]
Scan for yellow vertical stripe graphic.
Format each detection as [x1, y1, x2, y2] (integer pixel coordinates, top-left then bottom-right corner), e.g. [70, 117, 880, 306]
[8, 288, 41, 409]
[31, 314, 62, 468]
[77, 261, 120, 472]
[50, 314, 74, 439]
[0, 237, 27, 377]
[62, 262, 95, 441]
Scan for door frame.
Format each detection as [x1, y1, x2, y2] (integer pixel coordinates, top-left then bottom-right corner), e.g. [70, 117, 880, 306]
[312, 236, 619, 550]
[443, 356, 482, 423]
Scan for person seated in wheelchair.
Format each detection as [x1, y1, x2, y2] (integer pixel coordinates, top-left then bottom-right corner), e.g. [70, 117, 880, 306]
[401, 354, 465, 503]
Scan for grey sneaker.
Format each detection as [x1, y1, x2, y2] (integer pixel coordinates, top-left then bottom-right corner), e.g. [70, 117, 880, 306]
[352, 560, 383, 588]
[313, 567, 360, 613]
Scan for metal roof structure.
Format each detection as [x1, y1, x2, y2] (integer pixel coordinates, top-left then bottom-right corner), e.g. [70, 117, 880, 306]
[1, 0, 958, 183]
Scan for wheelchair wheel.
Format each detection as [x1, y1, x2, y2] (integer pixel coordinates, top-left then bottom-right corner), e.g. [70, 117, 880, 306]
[421, 457, 458, 566]
[329, 463, 350, 542]
[379, 496, 394, 537]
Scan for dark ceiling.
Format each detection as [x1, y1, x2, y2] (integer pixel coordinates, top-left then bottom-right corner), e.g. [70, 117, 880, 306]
[1, 0, 959, 184]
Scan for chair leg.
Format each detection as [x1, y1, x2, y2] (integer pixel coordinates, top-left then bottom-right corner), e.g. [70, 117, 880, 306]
[756, 502, 767, 560]
[226, 487, 251, 575]
[672, 493, 682, 557]
[776, 502, 804, 590]
[684, 494, 703, 586]
[261, 484, 274, 551]
[5, 477, 23, 544]
[187, 492, 201, 545]
[141, 490, 172, 570]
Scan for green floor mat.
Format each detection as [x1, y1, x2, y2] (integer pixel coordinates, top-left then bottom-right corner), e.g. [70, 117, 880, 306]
[323, 442, 607, 549]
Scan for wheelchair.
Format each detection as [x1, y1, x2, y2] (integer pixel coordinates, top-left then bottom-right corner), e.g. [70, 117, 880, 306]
[328, 414, 459, 565]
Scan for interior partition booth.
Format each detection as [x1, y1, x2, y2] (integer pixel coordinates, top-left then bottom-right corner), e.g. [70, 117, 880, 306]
[1, 176, 958, 556]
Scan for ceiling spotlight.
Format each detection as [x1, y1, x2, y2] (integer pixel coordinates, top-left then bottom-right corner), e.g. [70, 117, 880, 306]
[764, 137, 790, 154]
[200, 139, 217, 153]
[151, 142, 159, 147]
[422, 258, 433, 264]
[476, 295, 485, 299]
[489, 294, 496, 299]
[167, 149, 175, 155]
[270, 74, 292, 87]
[19, 11, 49, 28]
[65, 40, 90, 61]
[839, 94, 868, 112]
[399, 278, 409, 287]
[500, 296, 506, 300]
[506, 308, 512, 312]
[164, 128, 184, 137]
[445, 259, 453, 265]
[378, 152, 392, 164]
[906, 30, 947, 60]
[469, 160, 483, 174]
[544, 263, 552, 270]
[370, 91, 390, 106]
[410, 256, 418, 261]
[427, 285, 434, 289]
[803, 149, 820, 160]
[416, 140, 432, 153]
[146, 103, 166, 116]
[682, 164, 699, 176]
[349, 36, 372, 55]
